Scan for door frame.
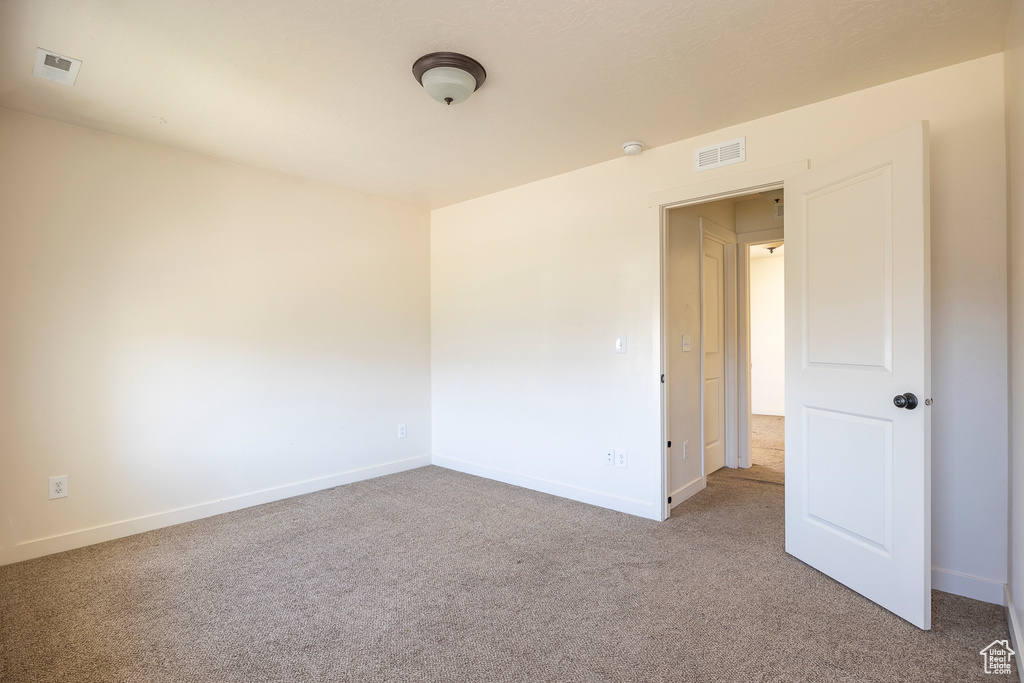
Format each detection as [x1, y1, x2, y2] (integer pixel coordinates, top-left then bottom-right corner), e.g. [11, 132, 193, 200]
[737, 228, 785, 468]
[654, 161, 808, 521]
[700, 221, 738, 476]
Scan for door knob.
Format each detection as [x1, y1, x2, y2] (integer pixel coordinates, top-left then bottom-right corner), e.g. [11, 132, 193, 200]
[893, 393, 918, 410]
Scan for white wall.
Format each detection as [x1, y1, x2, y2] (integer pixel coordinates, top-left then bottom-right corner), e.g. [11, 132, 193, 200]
[666, 201, 735, 498]
[750, 253, 785, 416]
[0, 109, 432, 564]
[431, 54, 1009, 600]
[1005, 0, 1024, 647]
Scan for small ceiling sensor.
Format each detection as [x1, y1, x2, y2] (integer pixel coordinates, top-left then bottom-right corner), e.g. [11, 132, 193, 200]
[622, 141, 644, 155]
[33, 48, 82, 86]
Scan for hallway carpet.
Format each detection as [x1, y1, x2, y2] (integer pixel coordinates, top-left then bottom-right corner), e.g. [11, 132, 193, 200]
[1, 465, 1012, 682]
[751, 413, 785, 471]
[728, 413, 785, 485]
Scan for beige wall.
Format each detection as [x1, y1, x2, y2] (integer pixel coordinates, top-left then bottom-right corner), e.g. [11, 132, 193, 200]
[0, 109, 432, 564]
[666, 200, 735, 498]
[749, 252, 785, 416]
[1006, 0, 1024, 644]
[735, 195, 783, 234]
[432, 54, 1009, 598]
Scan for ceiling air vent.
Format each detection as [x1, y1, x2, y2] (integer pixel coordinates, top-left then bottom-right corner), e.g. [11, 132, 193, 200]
[694, 136, 746, 172]
[774, 202, 784, 219]
[33, 48, 82, 86]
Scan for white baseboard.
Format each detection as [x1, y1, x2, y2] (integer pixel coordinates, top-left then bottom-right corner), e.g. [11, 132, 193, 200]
[932, 567, 1006, 605]
[0, 455, 431, 567]
[752, 408, 785, 417]
[670, 476, 706, 509]
[432, 454, 659, 520]
[1005, 586, 1024, 678]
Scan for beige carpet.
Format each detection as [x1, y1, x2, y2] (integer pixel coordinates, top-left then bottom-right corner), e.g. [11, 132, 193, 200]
[726, 413, 786, 485]
[751, 414, 785, 471]
[1, 465, 1013, 682]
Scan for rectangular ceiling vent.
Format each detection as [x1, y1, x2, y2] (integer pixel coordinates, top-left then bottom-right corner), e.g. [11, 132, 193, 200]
[694, 137, 746, 172]
[33, 48, 82, 86]
[774, 202, 784, 219]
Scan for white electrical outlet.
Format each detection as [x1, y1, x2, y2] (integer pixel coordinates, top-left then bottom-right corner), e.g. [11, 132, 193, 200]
[398, 423, 407, 439]
[683, 335, 691, 352]
[605, 450, 614, 466]
[615, 450, 628, 469]
[49, 475, 68, 499]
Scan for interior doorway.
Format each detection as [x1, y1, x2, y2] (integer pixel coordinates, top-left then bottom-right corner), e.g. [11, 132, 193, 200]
[657, 125, 932, 628]
[748, 239, 785, 481]
[663, 190, 785, 509]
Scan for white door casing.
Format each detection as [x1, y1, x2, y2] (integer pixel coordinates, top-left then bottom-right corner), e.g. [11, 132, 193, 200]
[737, 228, 785, 468]
[703, 232, 728, 474]
[700, 218, 738, 477]
[784, 122, 931, 629]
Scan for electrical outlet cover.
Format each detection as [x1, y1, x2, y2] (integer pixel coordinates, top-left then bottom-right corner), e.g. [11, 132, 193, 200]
[49, 475, 68, 499]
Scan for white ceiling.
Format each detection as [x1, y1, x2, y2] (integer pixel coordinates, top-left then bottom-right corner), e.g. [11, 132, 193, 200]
[0, 0, 1012, 208]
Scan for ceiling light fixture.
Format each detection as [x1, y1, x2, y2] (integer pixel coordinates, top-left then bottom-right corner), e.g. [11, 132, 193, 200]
[412, 52, 486, 105]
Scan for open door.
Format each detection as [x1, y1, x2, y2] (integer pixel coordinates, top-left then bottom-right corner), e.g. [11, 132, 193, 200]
[785, 122, 931, 629]
[700, 218, 737, 476]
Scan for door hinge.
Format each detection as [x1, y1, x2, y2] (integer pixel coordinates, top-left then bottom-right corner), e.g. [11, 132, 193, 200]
[667, 496, 672, 504]
[661, 374, 665, 383]
[667, 441, 671, 448]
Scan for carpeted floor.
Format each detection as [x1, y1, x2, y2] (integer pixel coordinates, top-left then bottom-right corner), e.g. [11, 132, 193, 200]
[751, 414, 785, 472]
[727, 413, 786, 485]
[1, 463, 1013, 682]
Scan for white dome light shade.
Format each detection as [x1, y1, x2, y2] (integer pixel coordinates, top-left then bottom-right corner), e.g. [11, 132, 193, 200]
[420, 66, 477, 105]
[412, 52, 487, 106]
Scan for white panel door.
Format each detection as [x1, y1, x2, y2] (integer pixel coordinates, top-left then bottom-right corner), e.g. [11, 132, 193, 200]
[703, 237, 727, 474]
[785, 122, 931, 629]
